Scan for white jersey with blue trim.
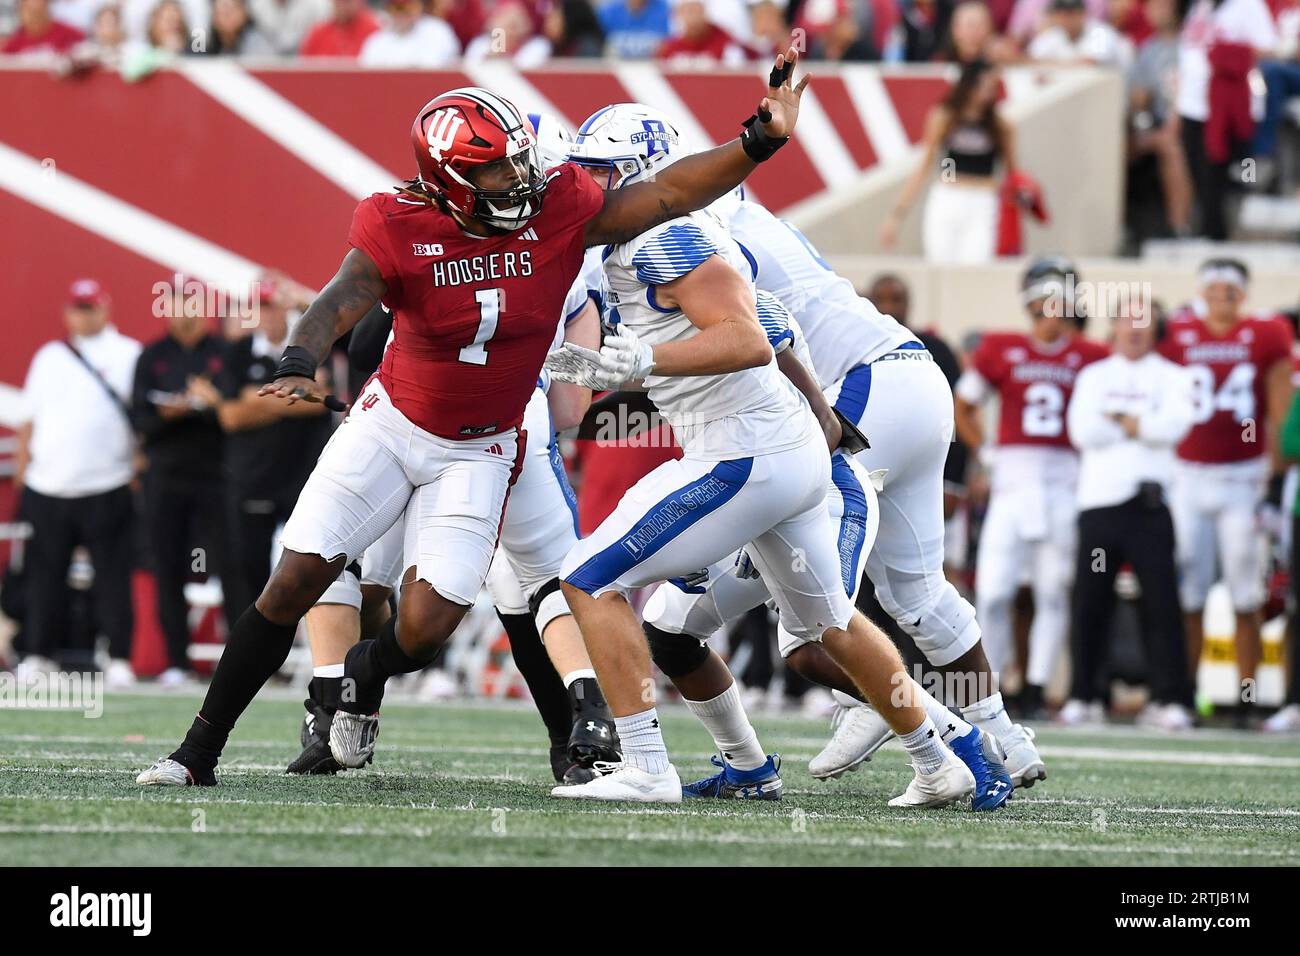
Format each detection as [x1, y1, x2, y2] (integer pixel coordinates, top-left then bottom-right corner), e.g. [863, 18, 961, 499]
[756, 289, 815, 377]
[601, 210, 812, 460]
[721, 197, 916, 386]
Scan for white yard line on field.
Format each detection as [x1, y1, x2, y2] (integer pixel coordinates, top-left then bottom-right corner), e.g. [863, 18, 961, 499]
[0, 822, 1296, 859]
[4, 734, 1299, 769]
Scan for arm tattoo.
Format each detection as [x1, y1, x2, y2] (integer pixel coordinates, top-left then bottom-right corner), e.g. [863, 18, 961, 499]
[287, 250, 386, 364]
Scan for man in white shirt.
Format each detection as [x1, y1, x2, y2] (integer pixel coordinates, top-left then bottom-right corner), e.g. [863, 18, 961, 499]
[1062, 302, 1196, 729]
[358, 0, 458, 67]
[1027, 0, 1133, 67]
[15, 279, 142, 686]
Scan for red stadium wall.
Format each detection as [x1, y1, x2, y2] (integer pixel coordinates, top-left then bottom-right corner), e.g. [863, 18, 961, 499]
[0, 61, 951, 397]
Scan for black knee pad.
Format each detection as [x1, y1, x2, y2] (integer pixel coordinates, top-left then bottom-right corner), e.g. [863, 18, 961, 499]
[644, 622, 709, 678]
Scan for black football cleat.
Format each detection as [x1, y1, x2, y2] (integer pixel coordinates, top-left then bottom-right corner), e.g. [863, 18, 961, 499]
[567, 715, 621, 769]
[286, 698, 342, 775]
[550, 743, 599, 785]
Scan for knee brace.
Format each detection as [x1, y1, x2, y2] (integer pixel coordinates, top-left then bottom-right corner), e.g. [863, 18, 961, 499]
[891, 579, 981, 668]
[316, 560, 364, 610]
[644, 622, 710, 678]
[527, 577, 572, 638]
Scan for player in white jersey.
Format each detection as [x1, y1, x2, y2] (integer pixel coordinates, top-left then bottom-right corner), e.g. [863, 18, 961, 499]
[542, 103, 989, 807]
[641, 185, 1042, 787]
[288, 116, 623, 782]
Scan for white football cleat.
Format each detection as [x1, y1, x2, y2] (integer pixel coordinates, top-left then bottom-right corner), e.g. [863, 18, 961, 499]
[550, 764, 682, 803]
[157, 667, 191, 688]
[1137, 702, 1194, 732]
[329, 711, 380, 769]
[888, 750, 975, 809]
[809, 702, 895, 780]
[1263, 703, 1300, 733]
[1055, 698, 1105, 727]
[105, 658, 137, 690]
[136, 758, 202, 786]
[1000, 723, 1047, 788]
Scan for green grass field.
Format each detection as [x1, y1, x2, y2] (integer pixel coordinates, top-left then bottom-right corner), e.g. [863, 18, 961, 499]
[2, 690, 1298, 866]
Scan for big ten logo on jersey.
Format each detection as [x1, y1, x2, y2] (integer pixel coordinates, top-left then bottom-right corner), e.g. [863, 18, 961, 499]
[631, 120, 677, 157]
[426, 108, 466, 162]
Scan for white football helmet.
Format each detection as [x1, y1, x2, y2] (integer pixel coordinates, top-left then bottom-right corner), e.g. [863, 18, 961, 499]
[525, 110, 574, 170]
[570, 103, 691, 189]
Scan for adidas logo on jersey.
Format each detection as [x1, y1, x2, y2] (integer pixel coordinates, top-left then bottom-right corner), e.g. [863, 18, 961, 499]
[518, 228, 539, 241]
[486, 443, 504, 455]
[412, 243, 444, 256]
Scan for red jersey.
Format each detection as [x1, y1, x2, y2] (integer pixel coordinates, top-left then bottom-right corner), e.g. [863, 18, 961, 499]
[299, 11, 381, 56]
[969, 332, 1110, 448]
[1158, 310, 1293, 464]
[348, 164, 603, 440]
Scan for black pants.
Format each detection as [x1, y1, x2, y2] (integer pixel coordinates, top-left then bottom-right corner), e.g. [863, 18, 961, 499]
[1071, 493, 1192, 706]
[22, 485, 134, 661]
[143, 474, 234, 670]
[223, 490, 295, 618]
[1180, 116, 1232, 241]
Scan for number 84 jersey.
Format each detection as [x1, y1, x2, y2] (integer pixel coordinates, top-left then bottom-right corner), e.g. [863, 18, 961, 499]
[1157, 310, 1293, 464]
[957, 331, 1110, 451]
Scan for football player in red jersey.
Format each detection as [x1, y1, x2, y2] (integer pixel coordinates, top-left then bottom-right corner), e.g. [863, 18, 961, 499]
[954, 258, 1109, 733]
[138, 57, 810, 787]
[1158, 258, 1294, 714]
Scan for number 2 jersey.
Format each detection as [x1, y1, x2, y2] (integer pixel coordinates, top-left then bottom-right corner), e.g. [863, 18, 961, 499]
[1157, 310, 1293, 464]
[956, 331, 1110, 491]
[348, 163, 604, 440]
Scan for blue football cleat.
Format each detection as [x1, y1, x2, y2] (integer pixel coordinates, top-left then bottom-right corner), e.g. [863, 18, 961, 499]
[682, 754, 783, 800]
[948, 725, 1013, 811]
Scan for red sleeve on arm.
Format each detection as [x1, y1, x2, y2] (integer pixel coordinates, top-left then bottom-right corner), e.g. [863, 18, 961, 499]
[347, 197, 401, 302]
[971, 335, 1004, 386]
[1267, 316, 1295, 366]
[566, 163, 606, 226]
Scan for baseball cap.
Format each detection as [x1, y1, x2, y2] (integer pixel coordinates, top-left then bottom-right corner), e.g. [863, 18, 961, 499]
[68, 278, 109, 307]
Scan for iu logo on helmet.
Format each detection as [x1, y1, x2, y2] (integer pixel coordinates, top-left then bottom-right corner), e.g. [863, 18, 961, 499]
[426, 108, 466, 163]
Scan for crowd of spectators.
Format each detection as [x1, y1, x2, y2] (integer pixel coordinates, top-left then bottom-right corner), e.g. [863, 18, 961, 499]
[3, 0, 1299, 242]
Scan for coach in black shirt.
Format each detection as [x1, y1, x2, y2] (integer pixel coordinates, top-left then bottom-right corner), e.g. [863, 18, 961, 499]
[132, 291, 232, 681]
[202, 284, 332, 615]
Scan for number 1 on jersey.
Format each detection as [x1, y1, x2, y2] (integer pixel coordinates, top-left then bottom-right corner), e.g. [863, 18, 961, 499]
[460, 289, 501, 366]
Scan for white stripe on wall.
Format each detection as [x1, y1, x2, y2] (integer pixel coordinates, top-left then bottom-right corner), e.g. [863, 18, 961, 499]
[178, 60, 399, 199]
[0, 140, 263, 291]
[841, 66, 912, 163]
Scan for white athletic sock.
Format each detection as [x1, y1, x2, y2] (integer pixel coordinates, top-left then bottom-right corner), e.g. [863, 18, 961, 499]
[961, 691, 1016, 741]
[313, 663, 344, 678]
[614, 708, 670, 774]
[831, 689, 865, 710]
[898, 716, 947, 775]
[684, 683, 766, 771]
[915, 685, 973, 743]
[562, 668, 597, 688]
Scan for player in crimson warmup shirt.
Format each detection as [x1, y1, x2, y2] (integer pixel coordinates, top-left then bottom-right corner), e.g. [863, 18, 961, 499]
[138, 55, 812, 787]
[1157, 258, 1294, 711]
[955, 259, 1109, 717]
